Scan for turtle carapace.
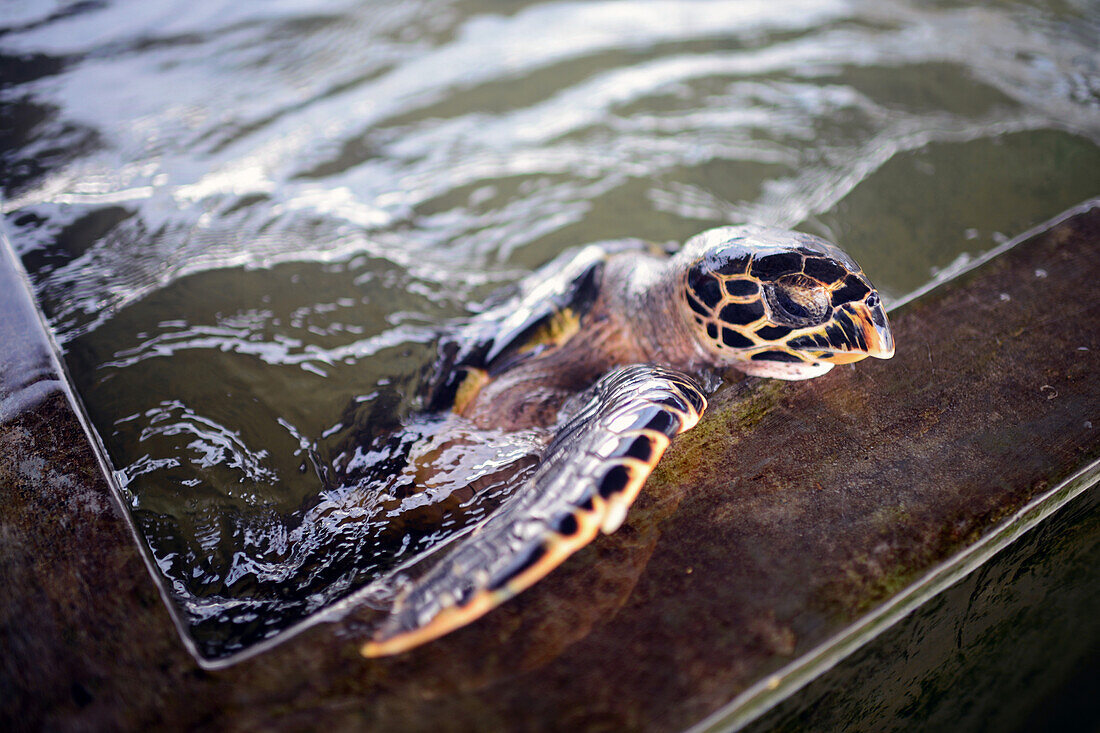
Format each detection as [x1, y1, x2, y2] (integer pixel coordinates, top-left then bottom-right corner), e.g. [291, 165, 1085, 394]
[360, 225, 893, 656]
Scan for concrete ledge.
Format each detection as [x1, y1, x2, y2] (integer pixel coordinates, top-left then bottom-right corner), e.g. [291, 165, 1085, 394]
[2, 203, 1098, 730]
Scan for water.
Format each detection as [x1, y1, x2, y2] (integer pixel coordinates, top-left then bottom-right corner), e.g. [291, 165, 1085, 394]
[2, 0, 1098, 659]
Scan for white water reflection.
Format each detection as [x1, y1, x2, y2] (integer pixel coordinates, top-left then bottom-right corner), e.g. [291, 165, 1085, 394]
[3, 0, 1097, 343]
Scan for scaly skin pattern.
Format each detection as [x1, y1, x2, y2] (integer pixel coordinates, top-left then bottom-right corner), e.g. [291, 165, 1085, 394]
[676, 226, 893, 377]
[362, 366, 705, 657]
[360, 225, 894, 656]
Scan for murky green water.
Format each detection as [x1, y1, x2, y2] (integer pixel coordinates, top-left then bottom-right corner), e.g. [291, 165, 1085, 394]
[2, 0, 1098, 659]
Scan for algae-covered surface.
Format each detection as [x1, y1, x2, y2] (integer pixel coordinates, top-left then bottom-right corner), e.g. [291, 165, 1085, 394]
[2, 203, 1098, 730]
[746, 483, 1100, 732]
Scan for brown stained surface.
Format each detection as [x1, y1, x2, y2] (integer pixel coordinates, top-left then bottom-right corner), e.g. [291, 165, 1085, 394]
[2, 208, 1099, 731]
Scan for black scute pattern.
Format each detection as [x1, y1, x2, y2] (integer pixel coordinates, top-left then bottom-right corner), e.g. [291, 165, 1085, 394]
[623, 436, 653, 461]
[688, 295, 710, 317]
[708, 251, 751, 276]
[803, 257, 849, 284]
[552, 512, 580, 536]
[598, 465, 631, 498]
[825, 323, 850, 349]
[751, 350, 803, 363]
[750, 252, 803, 279]
[755, 325, 792, 340]
[831, 276, 870, 306]
[688, 267, 724, 308]
[721, 328, 754, 348]
[788, 333, 831, 350]
[720, 300, 765, 325]
[724, 279, 760, 297]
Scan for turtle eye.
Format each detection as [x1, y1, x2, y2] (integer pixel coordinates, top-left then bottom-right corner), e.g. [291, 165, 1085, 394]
[764, 275, 830, 327]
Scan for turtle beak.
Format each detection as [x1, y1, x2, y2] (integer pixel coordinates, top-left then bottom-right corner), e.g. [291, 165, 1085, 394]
[861, 298, 895, 359]
[819, 298, 894, 364]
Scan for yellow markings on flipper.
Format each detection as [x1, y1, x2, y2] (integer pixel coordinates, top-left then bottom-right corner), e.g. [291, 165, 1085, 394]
[452, 367, 490, 415]
[361, 498, 608, 658]
[497, 501, 606, 598]
[599, 433, 670, 534]
[598, 388, 706, 534]
[520, 307, 581, 353]
[360, 583, 505, 657]
[674, 400, 704, 433]
[360, 372, 710, 659]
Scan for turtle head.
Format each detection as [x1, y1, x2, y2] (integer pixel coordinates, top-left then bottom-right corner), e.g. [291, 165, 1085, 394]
[677, 225, 894, 380]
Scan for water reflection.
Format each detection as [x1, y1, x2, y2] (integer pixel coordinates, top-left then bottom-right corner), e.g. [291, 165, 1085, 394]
[1, 0, 1098, 657]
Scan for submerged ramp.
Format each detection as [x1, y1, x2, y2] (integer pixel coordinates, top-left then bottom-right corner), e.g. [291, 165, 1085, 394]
[1, 203, 1098, 730]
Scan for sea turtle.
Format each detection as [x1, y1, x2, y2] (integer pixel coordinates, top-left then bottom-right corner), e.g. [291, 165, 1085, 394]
[360, 225, 893, 656]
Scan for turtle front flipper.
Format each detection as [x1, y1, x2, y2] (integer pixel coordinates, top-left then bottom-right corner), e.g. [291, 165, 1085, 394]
[425, 246, 607, 412]
[360, 364, 707, 657]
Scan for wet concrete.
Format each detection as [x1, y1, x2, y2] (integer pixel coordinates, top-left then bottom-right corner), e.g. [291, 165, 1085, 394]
[1, 205, 1098, 731]
[749, 483, 1100, 732]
